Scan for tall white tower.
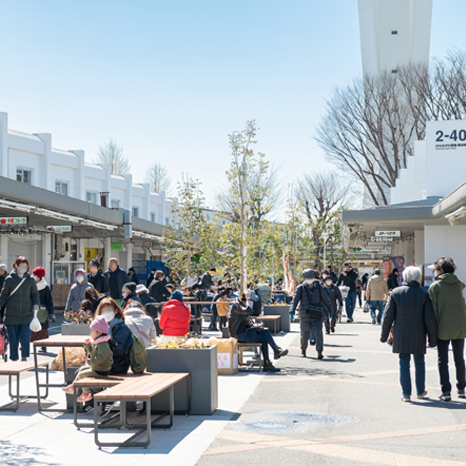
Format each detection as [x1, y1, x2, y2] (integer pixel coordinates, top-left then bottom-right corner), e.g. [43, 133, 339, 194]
[358, 0, 433, 76]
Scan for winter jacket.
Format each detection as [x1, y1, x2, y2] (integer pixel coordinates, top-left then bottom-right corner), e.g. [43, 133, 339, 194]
[228, 301, 254, 338]
[0, 272, 40, 325]
[324, 284, 343, 314]
[84, 338, 113, 374]
[216, 297, 233, 317]
[366, 275, 389, 302]
[88, 270, 109, 294]
[127, 271, 140, 285]
[381, 281, 437, 354]
[149, 279, 170, 303]
[200, 272, 214, 290]
[0, 273, 7, 293]
[109, 318, 133, 375]
[256, 283, 272, 303]
[139, 292, 157, 307]
[123, 307, 157, 348]
[159, 299, 191, 336]
[289, 281, 333, 316]
[337, 269, 357, 292]
[104, 267, 130, 300]
[122, 292, 142, 310]
[428, 273, 466, 340]
[65, 271, 94, 313]
[146, 273, 155, 288]
[37, 279, 54, 330]
[387, 272, 399, 291]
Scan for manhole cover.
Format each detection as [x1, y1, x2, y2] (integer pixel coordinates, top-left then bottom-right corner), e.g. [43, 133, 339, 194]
[231, 411, 354, 434]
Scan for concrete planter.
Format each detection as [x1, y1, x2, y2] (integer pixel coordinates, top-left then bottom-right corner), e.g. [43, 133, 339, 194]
[61, 324, 90, 336]
[146, 345, 218, 415]
[264, 305, 290, 333]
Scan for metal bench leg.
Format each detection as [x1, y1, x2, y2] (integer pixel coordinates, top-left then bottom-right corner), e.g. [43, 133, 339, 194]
[0, 374, 20, 411]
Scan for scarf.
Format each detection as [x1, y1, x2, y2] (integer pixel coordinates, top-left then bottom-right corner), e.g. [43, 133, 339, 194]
[91, 334, 111, 345]
[36, 278, 48, 291]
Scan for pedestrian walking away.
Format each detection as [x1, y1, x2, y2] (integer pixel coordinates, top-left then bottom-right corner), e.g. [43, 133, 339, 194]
[323, 276, 343, 333]
[366, 269, 389, 325]
[380, 266, 437, 402]
[337, 262, 357, 322]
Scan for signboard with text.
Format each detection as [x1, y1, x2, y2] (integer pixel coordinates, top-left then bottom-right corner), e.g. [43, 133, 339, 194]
[374, 230, 401, 238]
[0, 217, 28, 225]
[47, 225, 73, 233]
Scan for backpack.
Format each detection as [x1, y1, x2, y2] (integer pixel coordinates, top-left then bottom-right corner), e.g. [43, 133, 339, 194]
[129, 335, 147, 374]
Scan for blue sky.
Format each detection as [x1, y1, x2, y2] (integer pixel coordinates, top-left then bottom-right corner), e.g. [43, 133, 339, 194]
[1, 0, 465, 208]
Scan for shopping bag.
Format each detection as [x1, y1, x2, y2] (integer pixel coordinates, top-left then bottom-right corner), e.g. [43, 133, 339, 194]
[30, 310, 42, 332]
[37, 306, 48, 323]
[363, 302, 370, 313]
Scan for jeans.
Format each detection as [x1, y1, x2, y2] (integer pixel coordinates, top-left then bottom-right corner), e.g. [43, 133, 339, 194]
[399, 353, 425, 396]
[237, 327, 278, 363]
[219, 316, 227, 329]
[370, 301, 385, 323]
[437, 339, 466, 395]
[301, 319, 323, 352]
[7, 324, 31, 361]
[356, 290, 362, 307]
[345, 291, 356, 319]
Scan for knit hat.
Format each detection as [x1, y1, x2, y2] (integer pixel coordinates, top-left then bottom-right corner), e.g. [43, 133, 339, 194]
[32, 267, 46, 279]
[171, 290, 184, 302]
[302, 269, 316, 279]
[90, 315, 109, 335]
[0, 264, 7, 272]
[123, 282, 137, 293]
[136, 284, 148, 294]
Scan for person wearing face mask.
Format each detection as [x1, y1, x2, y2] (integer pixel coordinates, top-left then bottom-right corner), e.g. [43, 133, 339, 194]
[290, 269, 332, 359]
[65, 269, 94, 314]
[323, 276, 343, 334]
[0, 256, 39, 361]
[121, 282, 142, 309]
[337, 263, 358, 323]
[96, 297, 133, 375]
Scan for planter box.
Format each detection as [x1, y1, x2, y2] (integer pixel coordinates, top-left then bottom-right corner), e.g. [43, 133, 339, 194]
[264, 305, 290, 333]
[61, 324, 90, 336]
[146, 345, 218, 415]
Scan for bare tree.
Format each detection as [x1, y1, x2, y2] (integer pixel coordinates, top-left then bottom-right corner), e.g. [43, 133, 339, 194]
[95, 138, 131, 175]
[145, 161, 171, 193]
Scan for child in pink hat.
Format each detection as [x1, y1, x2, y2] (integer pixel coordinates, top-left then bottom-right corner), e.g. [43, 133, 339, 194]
[62, 315, 114, 403]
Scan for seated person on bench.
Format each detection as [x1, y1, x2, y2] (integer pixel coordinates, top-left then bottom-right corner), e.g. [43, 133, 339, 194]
[228, 292, 288, 372]
[63, 315, 113, 403]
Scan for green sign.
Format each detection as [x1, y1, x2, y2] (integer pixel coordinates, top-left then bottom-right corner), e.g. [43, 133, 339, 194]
[111, 242, 124, 251]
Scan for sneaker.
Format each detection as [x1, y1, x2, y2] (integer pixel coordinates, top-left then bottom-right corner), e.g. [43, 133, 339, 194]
[263, 363, 280, 373]
[301, 350, 306, 358]
[273, 348, 289, 360]
[371, 315, 376, 325]
[317, 352, 324, 360]
[458, 390, 466, 399]
[347, 318, 353, 323]
[62, 384, 75, 394]
[331, 327, 335, 333]
[439, 393, 451, 402]
[77, 393, 93, 404]
[21, 357, 27, 362]
[401, 395, 411, 402]
[325, 330, 330, 335]
[417, 391, 428, 399]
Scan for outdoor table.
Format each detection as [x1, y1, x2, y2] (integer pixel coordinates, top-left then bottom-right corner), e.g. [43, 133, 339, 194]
[33, 334, 88, 413]
[253, 315, 281, 334]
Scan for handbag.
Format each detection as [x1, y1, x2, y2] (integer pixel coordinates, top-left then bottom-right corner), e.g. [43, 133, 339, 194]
[303, 285, 323, 320]
[363, 302, 370, 313]
[37, 306, 48, 324]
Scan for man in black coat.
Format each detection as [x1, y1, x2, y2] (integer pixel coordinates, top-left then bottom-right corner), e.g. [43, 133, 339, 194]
[387, 268, 399, 291]
[337, 262, 358, 322]
[88, 259, 109, 294]
[381, 266, 437, 401]
[104, 258, 130, 302]
[149, 270, 171, 303]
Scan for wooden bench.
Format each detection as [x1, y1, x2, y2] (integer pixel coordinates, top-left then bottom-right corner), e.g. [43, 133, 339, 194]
[253, 315, 281, 334]
[93, 372, 191, 448]
[0, 360, 50, 411]
[237, 343, 263, 372]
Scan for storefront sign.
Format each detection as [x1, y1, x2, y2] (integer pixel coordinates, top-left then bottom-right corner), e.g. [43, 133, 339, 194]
[134, 241, 153, 248]
[111, 242, 124, 251]
[47, 225, 73, 233]
[0, 216, 28, 225]
[374, 230, 401, 238]
[370, 236, 394, 242]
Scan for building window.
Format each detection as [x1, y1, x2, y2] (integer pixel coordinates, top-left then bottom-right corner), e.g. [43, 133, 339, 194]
[111, 199, 120, 209]
[133, 207, 139, 218]
[150, 212, 156, 222]
[392, 69, 398, 74]
[391, 30, 398, 35]
[86, 191, 97, 204]
[16, 168, 32, 184]
[55, 180, 69, 196]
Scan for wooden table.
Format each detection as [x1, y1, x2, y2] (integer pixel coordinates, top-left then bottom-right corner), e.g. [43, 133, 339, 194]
[253, 315, 281, 334]
[33, 334, 88, 413]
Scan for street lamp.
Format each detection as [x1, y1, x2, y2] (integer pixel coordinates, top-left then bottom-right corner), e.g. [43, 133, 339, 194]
[322, 231, 329, 270]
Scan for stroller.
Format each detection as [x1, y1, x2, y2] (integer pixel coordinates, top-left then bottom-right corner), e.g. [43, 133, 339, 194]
[0, 324, 8, 362]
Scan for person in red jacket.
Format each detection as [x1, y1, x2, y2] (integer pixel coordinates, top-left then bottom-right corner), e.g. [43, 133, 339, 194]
[159, 291, 191, 338]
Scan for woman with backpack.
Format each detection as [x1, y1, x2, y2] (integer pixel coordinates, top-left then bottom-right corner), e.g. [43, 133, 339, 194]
[96, 297, 133, 375]
[0, 256, 40, 361]
[290, 269, 332, 359]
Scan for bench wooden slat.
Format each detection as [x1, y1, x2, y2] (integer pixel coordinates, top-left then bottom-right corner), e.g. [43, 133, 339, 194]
[0, 360, 48, 375]
[94, 373, 189, 400]
[254, 315, 280, 320]
[73, 375, 131, 387]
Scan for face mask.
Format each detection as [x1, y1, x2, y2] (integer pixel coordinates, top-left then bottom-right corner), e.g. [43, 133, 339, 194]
[76, 275, 84, 284]
[122, 291, 128, 299]
[326, 280, 333, 286]
[102, 310, 115, 322]
[305, 279, 315, 285]
[18, 266, 27, 275]
[322, 274, 328, 279]
[434, 270, 438, 277]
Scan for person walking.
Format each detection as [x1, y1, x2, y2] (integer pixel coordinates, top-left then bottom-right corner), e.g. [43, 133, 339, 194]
[290, 269, 332, 359]
[149, 270, 171, 303]
[428, 257, 466, 402]
[30, 267, 55, 350]
[323, 276, 343, 333]
[104, 258, 130, 303]
[387, 268, 399, 291]
[65, 269, 94, 314]
[87, 259, 109, 294]
[127, 267, 140, 285]
[337, 263, 357, 322]
[0, 257, 39, 361]
[366, 269, 389, 325]
[381, 266, 437, 402]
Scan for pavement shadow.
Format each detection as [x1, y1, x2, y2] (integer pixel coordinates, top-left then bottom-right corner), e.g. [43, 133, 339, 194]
[321, 355, 356, 364]
[0, 440, 57, 465]
[264, 367, 342, 378]
[411, 399, 466, 410]
[324, 344, 352, 348]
